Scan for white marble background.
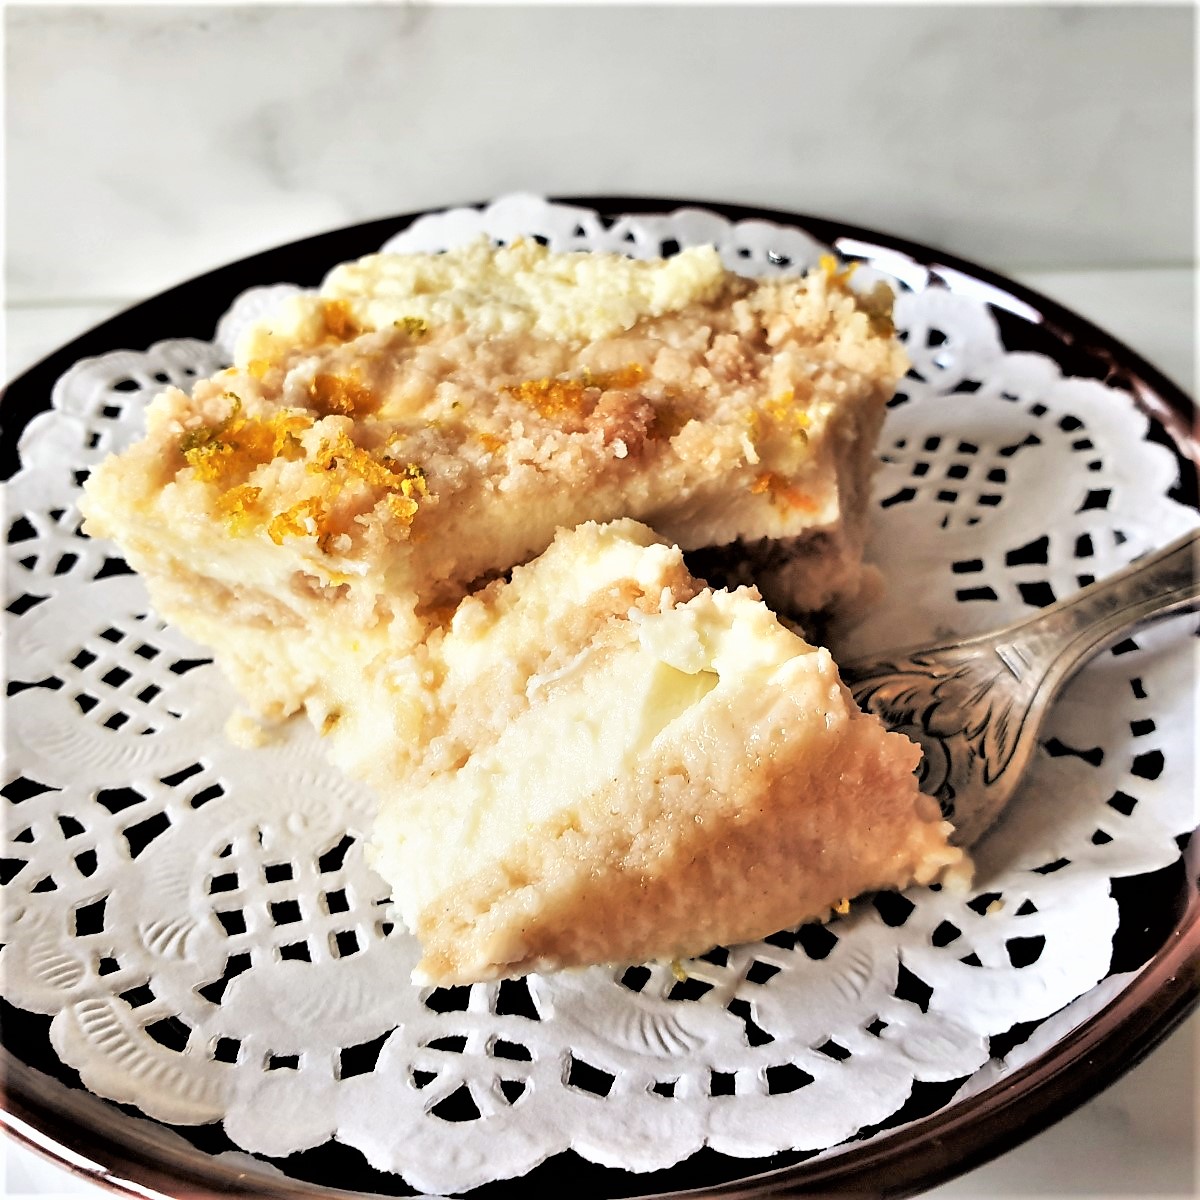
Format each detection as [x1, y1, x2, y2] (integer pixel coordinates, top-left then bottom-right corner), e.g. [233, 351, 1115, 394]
[6, 3, 1196, 306]
[3, 3, 1196, 1198]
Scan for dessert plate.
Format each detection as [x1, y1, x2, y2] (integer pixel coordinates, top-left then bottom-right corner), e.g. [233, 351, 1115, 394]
[3, 195, 1197, 1199]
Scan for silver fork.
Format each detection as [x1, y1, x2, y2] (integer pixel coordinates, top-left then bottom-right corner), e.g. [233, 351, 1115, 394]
[843, 529, 1199, 847]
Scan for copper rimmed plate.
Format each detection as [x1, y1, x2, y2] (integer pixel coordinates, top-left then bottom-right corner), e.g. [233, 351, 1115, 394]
[2, 196, 1197, 1199]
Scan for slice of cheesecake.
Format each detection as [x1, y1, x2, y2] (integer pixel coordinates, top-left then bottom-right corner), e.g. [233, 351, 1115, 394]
[366, 520, 962, 985]
[78, 240, 942, 984]
[81, 240, 904, 725]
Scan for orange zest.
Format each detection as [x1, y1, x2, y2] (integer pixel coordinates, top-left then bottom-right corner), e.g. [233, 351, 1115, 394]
[322, 300, 361, 341]
[268, 497, 326, 546]
[504, 376, 591, 420]
[216, 484, 263, 535]
[745, 384, 812, 449]
[309, 371, 378, 418]
[505, 364, 646, 421]
[179, 394, 428, 548]
[394, 316, 430, 337]
[750, 471, 817, 512]
[819, 254, 895, 336]
[180, 396, 313, 487]
[819, 253, 859, 289]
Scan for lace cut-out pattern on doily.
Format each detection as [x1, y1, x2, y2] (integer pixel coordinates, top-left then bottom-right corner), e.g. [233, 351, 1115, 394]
[4, 195, 1197, 1196]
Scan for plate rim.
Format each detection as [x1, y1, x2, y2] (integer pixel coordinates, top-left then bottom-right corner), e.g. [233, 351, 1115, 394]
[2, 194, 1197, 1200]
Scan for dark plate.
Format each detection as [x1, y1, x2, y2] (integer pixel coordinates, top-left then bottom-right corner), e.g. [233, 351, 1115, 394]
[2, 197, 1197, 1200]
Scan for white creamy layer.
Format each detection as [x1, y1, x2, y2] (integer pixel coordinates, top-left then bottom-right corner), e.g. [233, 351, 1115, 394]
[439, 517, 683, 685]
[368, 524, 825, 935]
[236, 239, 726, 364]
[375, 643, 718, 933]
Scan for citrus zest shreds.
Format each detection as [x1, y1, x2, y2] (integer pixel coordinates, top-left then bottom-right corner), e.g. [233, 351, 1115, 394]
[180, 397, 315, 487]
[308, 430, 427, 493]
[384, 493, 420, 525]
[763, 386, 813, 427]
[305, 433, 428, 532]
[819, 255, 894, 335]
[247, 359, 273, 380]
[745, 384, 812, 450]
[389, 461, 429, 500]
[309, 372, 378, 418]
[267, 498, 327, 546]
[323, 303, 430, 342]
[180, 393, 427, 546]
[750, 471, 817, 512]
[819, 253, 859, 289]
[477, 432, 505, 454]
[179, 394, 239, 456]
[505, 364, 645, 421]
[322, 300, 361, 341]
[310, 430, 375, 479]
[504, 377, 591, 420]
[581, 363, 645, 390]
[183, 440, 237, 484]
[216, 484, 263, 535]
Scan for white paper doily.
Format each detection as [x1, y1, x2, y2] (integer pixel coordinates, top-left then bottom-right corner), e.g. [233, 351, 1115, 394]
[4, 195, 1198, 1197]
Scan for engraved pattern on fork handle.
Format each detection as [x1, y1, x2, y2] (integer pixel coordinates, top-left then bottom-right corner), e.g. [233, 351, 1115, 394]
[846, 529, 1199, 847]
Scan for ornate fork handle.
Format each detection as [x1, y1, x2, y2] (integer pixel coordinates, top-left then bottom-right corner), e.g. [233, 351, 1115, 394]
[845, 529, 1199, 847]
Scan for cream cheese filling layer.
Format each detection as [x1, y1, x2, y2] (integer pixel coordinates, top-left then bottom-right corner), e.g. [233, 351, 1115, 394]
[368, 580, 822, 937]
[236, 240, 727, 363]
[371, 642, 719, 934]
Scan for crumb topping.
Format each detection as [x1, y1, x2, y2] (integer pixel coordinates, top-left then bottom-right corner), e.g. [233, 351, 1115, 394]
[818, 253, 895, 337]
[503, 364, 647, 422]
[126, 249, 905, 597]
[181, 396, 311, 486]
[179, 394, 429, 550]
[745, 386, 813, 453]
